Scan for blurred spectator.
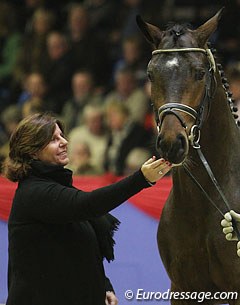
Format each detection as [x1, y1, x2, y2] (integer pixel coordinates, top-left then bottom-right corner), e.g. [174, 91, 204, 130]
[83, 0, 119, 39]
[13, 8, 55, 95]
[61, 70, 103, 132]
[65, 3, 111, 90]
[103, 100, 154, 176]
[67, 141, 101, 175]
[68, 105, 107, 174]
[124, 147, 152, 175]
[104, 68, 148, 124]
[112, 35, 148, 86]
[17, 72, 48, 106]
[0, 105, 22, 159]
[39, 31, 75, 113]
[0, 2, 22, 111]
[21, 97, 45, 118]
[120, 0, 143, 40]
[16, 0, 47, 32]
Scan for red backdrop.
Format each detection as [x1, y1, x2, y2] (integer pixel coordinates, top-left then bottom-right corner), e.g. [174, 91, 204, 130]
[0, 175, 172, 222]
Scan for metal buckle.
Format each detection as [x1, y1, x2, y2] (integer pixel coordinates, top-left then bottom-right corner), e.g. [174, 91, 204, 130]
[188, 125, 201, 149]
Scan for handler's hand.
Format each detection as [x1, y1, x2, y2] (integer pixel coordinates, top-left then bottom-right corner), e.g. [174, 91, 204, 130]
[221, 210, 240, 257]
[141, 156, 172, 184]
[221, 210, 240, 241]
[105, 291, 118, 305]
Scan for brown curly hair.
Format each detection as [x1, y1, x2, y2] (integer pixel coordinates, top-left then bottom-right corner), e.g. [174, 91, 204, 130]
[2, 113, 65, 182]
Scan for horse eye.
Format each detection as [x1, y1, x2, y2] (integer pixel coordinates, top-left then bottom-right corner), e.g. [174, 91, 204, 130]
[195, 70, 205, 81]
[147, 71, 154, 82]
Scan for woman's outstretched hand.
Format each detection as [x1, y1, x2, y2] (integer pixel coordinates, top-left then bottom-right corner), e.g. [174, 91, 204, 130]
[141, 156, 172, 184]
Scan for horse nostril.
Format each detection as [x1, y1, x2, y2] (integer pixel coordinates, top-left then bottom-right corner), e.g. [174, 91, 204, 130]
[177, 134, 186, 150]
[156, 134, 162, 150]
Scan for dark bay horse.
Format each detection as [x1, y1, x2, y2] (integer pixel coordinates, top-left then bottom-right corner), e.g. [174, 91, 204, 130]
[137, 9, 240, 304]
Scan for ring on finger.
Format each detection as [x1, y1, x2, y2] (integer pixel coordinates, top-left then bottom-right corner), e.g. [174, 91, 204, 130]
[158, 170, 163, 175]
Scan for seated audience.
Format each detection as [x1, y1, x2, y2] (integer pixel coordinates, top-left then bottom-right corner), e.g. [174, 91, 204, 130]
[21, 97, 45, 118]
[39, 31, 75, 113]
[103, 100, 154, 176]
[104, 67, 148, 124]
[67, 141, 101, 175]
[65, 3, 111, 91]
[112, 35, 148, 86]
[17, 72, 48, 106]
[124, 147, 152, 175]
[0, 2, 22, 111]
[61, 70, 103, 132]
[0, 105, 22, 160]
[13, 8, 55, 94]
[68, 105, 107, 174]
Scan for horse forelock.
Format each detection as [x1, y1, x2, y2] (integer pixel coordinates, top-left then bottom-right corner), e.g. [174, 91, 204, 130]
[165, 22, 192, 33]
[161, 23, 196, 49]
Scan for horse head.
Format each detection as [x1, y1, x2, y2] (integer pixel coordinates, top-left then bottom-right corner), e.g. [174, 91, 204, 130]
[137, 9, 224, 165]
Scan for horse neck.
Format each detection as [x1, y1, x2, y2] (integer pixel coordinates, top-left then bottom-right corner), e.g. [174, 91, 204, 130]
[199, 79, 240, 167]
[172, 75, 240, 200]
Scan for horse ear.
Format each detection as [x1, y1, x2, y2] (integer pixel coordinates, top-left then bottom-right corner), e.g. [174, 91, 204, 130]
[194, 7, 224, 46]
[136, 15, 162, 48]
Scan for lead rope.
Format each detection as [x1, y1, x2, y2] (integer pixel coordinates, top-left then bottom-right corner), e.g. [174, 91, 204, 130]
[183, 145, 240, 240]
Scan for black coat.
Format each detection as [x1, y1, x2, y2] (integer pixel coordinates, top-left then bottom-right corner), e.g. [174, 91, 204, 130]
[6, 160, 150, 305]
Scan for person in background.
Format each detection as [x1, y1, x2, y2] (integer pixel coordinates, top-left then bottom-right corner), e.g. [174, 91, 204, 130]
[68, 105, 107, 174]
[39, 31, 75, 113]
[112, 35, 147, 86]
[65, 3, 111, 91]
[17, 72, 48, 106]
[13, 8, 55, 97]
[21, 97, 45, 118]
[0, 105, 22, 160]
[2, 112, 172, 305]
[67, 141, 101, 176]
[0, 2, 22, 111]
[124, 147, 152, 175]
[104, 67, 148, 124]
[61, 70, 103, 132]
[104, 100, 154, 176]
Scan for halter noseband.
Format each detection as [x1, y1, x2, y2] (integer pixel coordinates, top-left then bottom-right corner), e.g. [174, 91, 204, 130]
[152, 47, 216, 148]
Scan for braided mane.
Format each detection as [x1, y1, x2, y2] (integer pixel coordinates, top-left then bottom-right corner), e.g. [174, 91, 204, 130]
[210, 44, 240, 127]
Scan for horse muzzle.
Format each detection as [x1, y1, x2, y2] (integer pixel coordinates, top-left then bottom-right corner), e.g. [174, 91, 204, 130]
[156, 131, 189, 165]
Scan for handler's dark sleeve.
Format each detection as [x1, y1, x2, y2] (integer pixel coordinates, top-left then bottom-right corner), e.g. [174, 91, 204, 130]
[16, 170, 150, 223]
[105, 277, 114, 293]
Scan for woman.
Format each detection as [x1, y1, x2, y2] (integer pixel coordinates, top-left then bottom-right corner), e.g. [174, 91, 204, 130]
[2, 113, 172, 305]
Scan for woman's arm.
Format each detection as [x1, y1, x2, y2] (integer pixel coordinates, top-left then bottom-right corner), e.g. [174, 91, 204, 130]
[17, 158, 171, 223]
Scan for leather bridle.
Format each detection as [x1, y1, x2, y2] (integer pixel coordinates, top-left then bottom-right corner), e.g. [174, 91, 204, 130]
[152, 47, 216, 148]
[151, 47, 240, 240]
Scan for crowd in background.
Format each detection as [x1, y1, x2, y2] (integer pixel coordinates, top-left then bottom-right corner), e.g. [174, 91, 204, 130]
[0, 0, 240, 176]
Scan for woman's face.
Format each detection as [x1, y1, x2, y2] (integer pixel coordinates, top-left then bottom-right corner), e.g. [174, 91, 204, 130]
[35, 124, 69, 166]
